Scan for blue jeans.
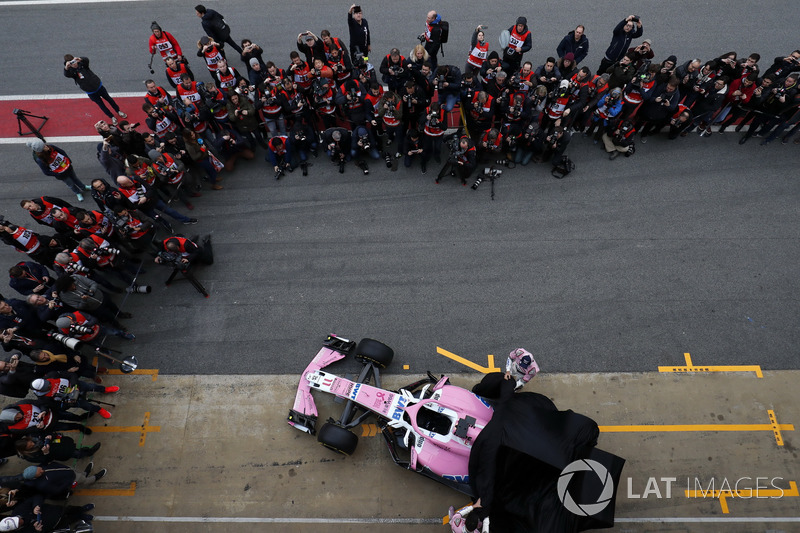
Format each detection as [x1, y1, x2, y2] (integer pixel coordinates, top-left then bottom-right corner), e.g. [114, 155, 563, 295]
[441, 93, 458, 112]
[86, 84, 121, 119]
[153, 198, 192, 223]
[56, 167, 87, 195]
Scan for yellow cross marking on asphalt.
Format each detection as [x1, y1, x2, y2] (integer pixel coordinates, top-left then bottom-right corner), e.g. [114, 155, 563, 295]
[89, 412, 160, 446]
[600, 410, 792, 446]
[658, 352, 763, 377]
[685, 481, 798, 514]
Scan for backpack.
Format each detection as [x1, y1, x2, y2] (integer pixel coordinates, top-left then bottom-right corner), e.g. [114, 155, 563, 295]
[439, 20, 450, 43]
[551, 155, 575, 179]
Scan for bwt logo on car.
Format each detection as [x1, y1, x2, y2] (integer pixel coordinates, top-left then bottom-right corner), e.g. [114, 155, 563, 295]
[349, 383, 361, 401]
[391, 396, 408, 421]
[558, 459, 615, 516]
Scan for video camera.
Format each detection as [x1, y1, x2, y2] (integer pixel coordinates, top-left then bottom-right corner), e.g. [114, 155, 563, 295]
[157, 250, 184, 269]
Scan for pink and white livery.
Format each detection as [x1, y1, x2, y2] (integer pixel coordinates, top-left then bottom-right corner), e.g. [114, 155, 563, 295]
[288, 334, 496, 494]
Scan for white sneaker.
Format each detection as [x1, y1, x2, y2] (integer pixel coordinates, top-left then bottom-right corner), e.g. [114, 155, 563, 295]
[118, 111, 128, 119]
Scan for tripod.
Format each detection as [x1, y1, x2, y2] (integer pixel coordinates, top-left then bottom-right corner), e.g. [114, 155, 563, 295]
[166, 266, 209, 297]
[13, 108, 48, 141]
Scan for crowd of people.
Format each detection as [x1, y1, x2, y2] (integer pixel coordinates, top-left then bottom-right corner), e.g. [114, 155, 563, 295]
[2, 5, 799, 531]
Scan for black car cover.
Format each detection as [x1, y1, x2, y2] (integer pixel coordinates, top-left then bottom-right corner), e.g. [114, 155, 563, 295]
[468, 373, 625, 532]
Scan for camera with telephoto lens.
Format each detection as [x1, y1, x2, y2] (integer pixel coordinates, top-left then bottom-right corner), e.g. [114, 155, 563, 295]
[390, 65, 404, 76]
[64, 262, 90, 274]
[126, 283, 152, 294]
[631, 72, 649, 86]
[358, 135, 371, 151]
[508, 73, 522, 91]
[92, 246, 120, 257]
[70, 324, 93, 336]
[353, 52, 367, 68]
[472, 166, 502, 189]
[48, 332, 82, 350]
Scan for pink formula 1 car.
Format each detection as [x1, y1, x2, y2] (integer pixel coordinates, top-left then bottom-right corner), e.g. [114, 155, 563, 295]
[288, 334, 492, 495]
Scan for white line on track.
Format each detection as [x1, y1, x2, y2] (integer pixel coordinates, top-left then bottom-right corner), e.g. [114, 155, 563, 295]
[1, 0, 150, 6]
[91, 516, 800, 524]
[0, 136, 98, 145]
[0, 92, 143, 101]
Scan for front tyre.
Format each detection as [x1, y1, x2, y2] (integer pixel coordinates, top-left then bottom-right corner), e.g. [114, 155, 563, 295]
[317, 422, 359, 456]
[355, 338, 394, 368]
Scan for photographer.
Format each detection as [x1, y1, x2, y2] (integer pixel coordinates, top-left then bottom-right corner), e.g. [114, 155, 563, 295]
[762, 50, 800, 81]
[31, 370, 119, 420]
[603, 120, 636, 160]
[585, 87, 623, 142]
[479, 51, 502, 85]
[240, 39, 266, 74]
[182, 130, 225, 190]
[0, 298, 45, 342]
[605, 54, 636, 90]
[143, 102, 182, 142]
[716, 73, 758, 133]
[0, 221, 53, 267]
[322, 128, 352, 174]
[0, 353, 38, 399]
[148, 21, 184, 64]
[375, 91, 403, 146]
[155, 236, 213, 270]
[290, 118, 316, 176]
[534, 58, 562, 94]
[501, 17, 532, 73]
[436, 135, 476, 185]
[54, 312, 134, 349]
[63, 55, 127, 124]
[597, 15, 643, 75]
[311, 76, 338, 130]
[266, 136, 295, 179]
[215, 58, 244, 93]
[534, 126, 571, 165]
[514, 123, 542, 166]
[621, 63, 659, 120]
[26, 140, 89, 202]
[195, 4, 242, 54]
[433, 65, 463, 112]
[257, 83, 286, 135]
[465, 25, 490, 76]
[110, 205, 157, 254]
[347, 4, 371, 63]
[627, 39, 655, 71]
[148, 149, 200, 211]
[636, 77, 681, 141]
[557, 25, 590, 65]
[25, 293, 68, 326]
[227, 91, 265, 149]
[287, 51, 314, 96]
[466, 91, 495, 138]
[740, 73, 800, 144]
[328, 47, 353, 86]
[420, 10, 444, 70]
[213, 129, 255, 172]
[164, 56, 195, 89]
[8, 262, 51, 297]
[380, 48, 412, 93]
[402, 129, 425, 172]
[421, 101, 447, 167]
[351, 125, 381, 172]
[53, 275, 129, 331]
[279, 77, 314, 126]
[197, 36, 226, 77]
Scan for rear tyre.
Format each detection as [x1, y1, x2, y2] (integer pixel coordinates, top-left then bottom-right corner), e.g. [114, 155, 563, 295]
[355, 338, 394, 369]
[317, 422, 359, 456]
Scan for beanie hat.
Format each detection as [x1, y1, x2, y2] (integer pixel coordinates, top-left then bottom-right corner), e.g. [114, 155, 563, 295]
[22, 466, 39, 480]
[31, 378, 49, 393]
[516, 16, 527, 26]
[26, 139, 45, 152]
[665, 55, 678, 64]
[564, 53, 575, 61]
[488, 50, 499, 61]
[150, 21, 161, 31]
[249, 58, 259, 68]
[148, 149, 163, 161]
[642, 39, 652, 46]
[0, 516, 20, 532]
[55, 316, 72, 329]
